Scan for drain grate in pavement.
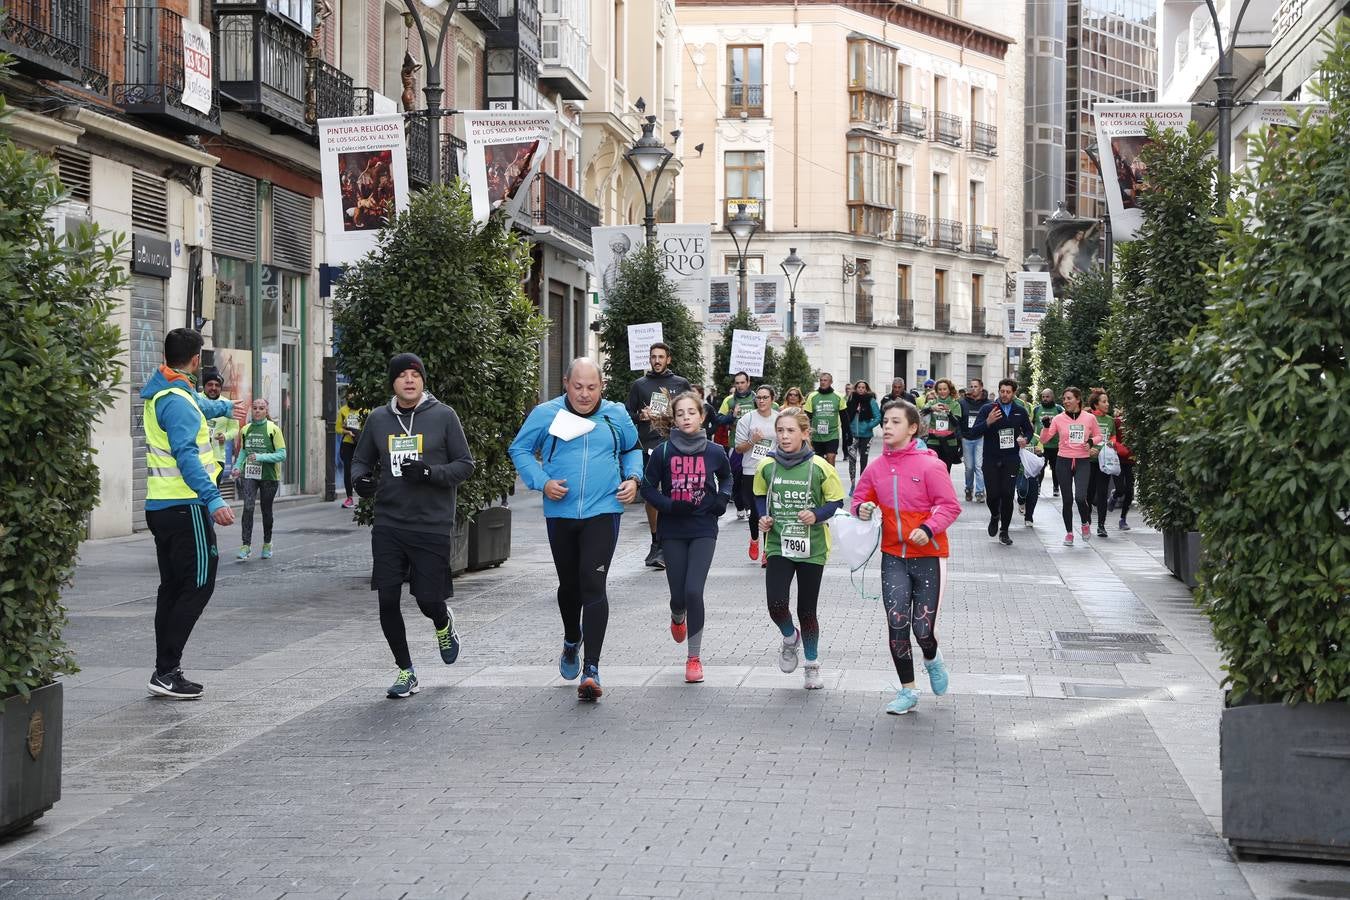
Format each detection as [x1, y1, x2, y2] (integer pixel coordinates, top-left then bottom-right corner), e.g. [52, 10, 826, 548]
[1063, 683, 1174, 701]
[1051, 630, 1168, 653]
[1052, 649, 1148, 664]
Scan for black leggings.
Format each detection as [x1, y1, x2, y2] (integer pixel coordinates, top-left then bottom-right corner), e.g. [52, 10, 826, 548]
[662, 536, 715, 658]
[765, 555, 823, 661]
[847, 436, 872, 484]
[1044, 446, 1060, 492]
[378, 584, 450, 670]
[1115, 462, 1135, 520]
[880, 555, 943, 684]
[1055, 456, 1092, 532]
[1089, 460, 1111, 528]
[546, 514, 620, 667]
[239, 478, 278, 545]
[340, 440, 355, 498]
[739, 474, 760, 540]
[982, 456, 1019, 533]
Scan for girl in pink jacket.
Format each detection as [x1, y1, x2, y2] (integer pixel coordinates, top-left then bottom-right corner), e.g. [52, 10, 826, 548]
[1039, 386, 1105, 547]
[851, 399, 962, 715]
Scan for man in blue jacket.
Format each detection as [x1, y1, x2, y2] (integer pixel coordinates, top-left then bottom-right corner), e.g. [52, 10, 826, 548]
[510, 357, 643, 701]
[142, 329, 247, 699]
[968, 378, 1033, 546]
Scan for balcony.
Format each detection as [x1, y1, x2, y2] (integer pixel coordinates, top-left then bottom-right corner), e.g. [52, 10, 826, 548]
[407, 115, 431, 188]
[216, 7, 310, 133]
[114, 3, 219, 134]
[540, 14, 590, 99]
[971, 121, 998, 155]
[442, 133, 466, 181]
[895, 102, 926, 138]
[724, 196, 765, 226]
[0, 0, 109, 86]
[931, 218, 963, 251]
[456, 0, 499, 29]
[895, 211, 927, 245]
[930, 111, 963, 147]
[535, 173, 600, 247]
[897, 298, 914, 329]
[968, 225, 998, 256]
[727, 82, 764, 117]
[305, 56, 353, 131]
[935, 301, 951, 332]
[972, 307, 987, 334]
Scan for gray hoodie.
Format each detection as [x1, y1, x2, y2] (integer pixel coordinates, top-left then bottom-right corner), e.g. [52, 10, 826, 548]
[351, 393, 475, 536]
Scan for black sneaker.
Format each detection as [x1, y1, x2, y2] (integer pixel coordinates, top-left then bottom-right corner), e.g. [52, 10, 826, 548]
[987, 516, 999, 537]
[644, 540, 661, 567]
[651, 546, 666, 570]
[1097, 525, 1109, 539]
[147, 668, 203, 700]
[999, 531, 1013, 546]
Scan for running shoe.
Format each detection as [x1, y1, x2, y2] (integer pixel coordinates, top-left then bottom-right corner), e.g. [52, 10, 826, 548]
[760, 554, 768, 570]
[260, 543, 273, 559]
[975, 491, 985, 503]
[987, 515, 999, 537]
[803, 662, 824, 690]
[965, 489, 973, 501]
[685, 656, 704, 683]
[1119, 518, 1132, 531]
[651, 546, 666, 570]
[999, 532, 1013, 546]
[436, 614, 460, 664]
[885, 688, 920, 715]
[559, 638, 581, 680]
[1053, 488, 1060, 497]
[387, 668, 418, 698]
[1025, 517, 1035, 528]
[1018, 502, 1026, 517]
[670, 617, 687, 643]
[779, 629, 801, 673]
[1081, 523, 1092, 541]
[147, 668, 203, 700]
[924, 653, 950, 696]
[236, 545, 251, 560]
[342, 497, 355, 509]
[1063, 533, 1075, 547]
[1097, 525, 1109, 539]
[644, 541, 661, 567]
[748, 538, 760, 561]
[578, 664, 603, 701]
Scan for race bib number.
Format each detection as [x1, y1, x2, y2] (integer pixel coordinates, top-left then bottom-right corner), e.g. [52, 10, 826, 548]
[816, 419, 830, 435]
[781, 523, 811, 559]
[243, 462, 262, 480]
[388, 433, 422, 476]
[967, 414, 976, 429]
[750, 439, 772, 462]
[344, 414, 361, 430]
[934, 417, 949, 433]
[1068, 423, 1086, 446]
[649, 391, 670, 417]
[998, 428, 1015, 450]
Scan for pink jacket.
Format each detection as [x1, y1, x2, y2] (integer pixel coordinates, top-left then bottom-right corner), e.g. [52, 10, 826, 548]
[1040, 411, 1104, 459]
[850, 440, 962, 558]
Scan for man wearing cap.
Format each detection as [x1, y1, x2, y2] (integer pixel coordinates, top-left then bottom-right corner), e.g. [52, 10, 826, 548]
[202, 368, 239, 491]
[351, 353, 475, 699]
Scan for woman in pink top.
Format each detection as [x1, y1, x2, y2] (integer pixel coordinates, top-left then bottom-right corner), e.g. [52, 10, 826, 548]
[1039, 386, 1104, 547]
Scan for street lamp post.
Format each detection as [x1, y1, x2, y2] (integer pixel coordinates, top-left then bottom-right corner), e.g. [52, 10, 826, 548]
[726, 203, 759, 316]
[1203, 0, 1256, 203]
[623, 113, 676, 244]
[780, 247, 806, 339]
[402, 0, 454, 186]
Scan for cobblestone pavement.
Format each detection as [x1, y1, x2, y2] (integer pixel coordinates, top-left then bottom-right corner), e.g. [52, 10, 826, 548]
[2, 461, 1347, 899]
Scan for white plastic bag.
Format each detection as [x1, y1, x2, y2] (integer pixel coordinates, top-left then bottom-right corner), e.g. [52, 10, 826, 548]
[1019, 446, 1045, 479]
[1098, 442, 1122, 476]
[828, 513, 881, 572]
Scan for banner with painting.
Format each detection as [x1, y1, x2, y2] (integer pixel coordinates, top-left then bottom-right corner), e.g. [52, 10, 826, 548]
[462, 110, 556, 226]
[1092, 103, 1191, 241]
[705, 275, 735, 332]
[318, 114, 411, 265]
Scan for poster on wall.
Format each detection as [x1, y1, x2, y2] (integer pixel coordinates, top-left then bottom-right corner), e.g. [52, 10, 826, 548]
[318, 114, 410, 266]
[627, 322, 664, 372]
[1014, 271, 1053, 331]
[656, 224, 712, 309]
[748, 275, 785, 332]
[260, 351, 281, 417]
[1092, 103, 1191, 241]
[462, 110, 556, 226]
[181, 19, 213, 115]
[215, 349, 253, 407]
[729, 329, 768, 377]
[798, 304, 824, 344]
[591, 225, 644, 305]
[1005, 304, 1030, 349]
[705, 275, 735, 332]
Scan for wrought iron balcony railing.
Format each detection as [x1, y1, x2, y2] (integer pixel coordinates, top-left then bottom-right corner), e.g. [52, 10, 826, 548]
[0, 0, 109, 87]
[895, 211, 927, 245]
[114, 2, 219, 134]
[442, 133, 466, 181]
[456, 0, 499, 29]
[306, 56, 353, 128]
[972, 307, 987, 334]
[407, 115, 431, 188]
[931, 218, 963, 251]
[971, 121, 998, 155]
[931, 111, 963, 147]
[535, 173, 600, 247]
[217, 6, 310, 133]
[352, 86, 375, 115]
[897, 298, 914, 329]
[968, 225, 998, 256]
[727, 83, 764, 116]
[934, 301, 951, 332]
[895, 102, 926, 138]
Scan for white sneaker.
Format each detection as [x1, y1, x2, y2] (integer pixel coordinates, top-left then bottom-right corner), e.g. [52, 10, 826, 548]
[779, 629, 801, 673]
[803, 661, 824, 690]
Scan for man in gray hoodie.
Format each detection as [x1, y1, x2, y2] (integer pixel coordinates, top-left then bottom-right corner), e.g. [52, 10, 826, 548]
[351, 353, 475, 698]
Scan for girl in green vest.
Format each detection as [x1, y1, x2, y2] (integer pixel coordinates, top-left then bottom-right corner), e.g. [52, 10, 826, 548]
[232, 398, 287, 559]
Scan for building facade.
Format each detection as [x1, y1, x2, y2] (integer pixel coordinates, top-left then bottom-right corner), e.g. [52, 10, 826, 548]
[676, 0, 1020, 391]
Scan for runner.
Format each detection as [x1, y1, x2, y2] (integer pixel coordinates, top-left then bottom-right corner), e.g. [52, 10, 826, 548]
[202, 368, 238, 493]
[1017, 421, 1046, 527]
[840, 382, 856, 467]
[695, 385, 718, 441]
[1087, 388, 1117, 538]
[845, 380, 881, 491]
[1032, 388, 1065, 497]
[717, 372, 757, 521]
[351, 353, 475, 699]
[959, 378, 989, 502]
[510, 358, 642, 701]
[782, 385, 806, 408]
[884, 378, 919, 405]
[640, 391, 733, 683]
[804, 373, 844, 466]
[852, 399, 961, 715]
[626, 342, 693, 570]
[1039, 386, 1105, 547]
[734, 385, 778, 566]
[142, 329, 247, 699]
[1112, 408, 1136, 531]
[967, 378, 1033, 546]
[231, 398, 286, 560]
[923, 378, 963, 472]
[336, 395, 366, 509]
[754, 406, 846, 690]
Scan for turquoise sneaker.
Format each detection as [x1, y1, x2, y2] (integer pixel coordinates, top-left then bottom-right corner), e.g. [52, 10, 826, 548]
[924, 653, 950, 696]
[559, 638, 581, 680]
[260, 543, 273, 559]
[386, 668, 418, 698]
[436, 613, 460, 665]
[578, 664, 603, 701]
[236, 545, 251, 560]
[885, 688, 920, 715]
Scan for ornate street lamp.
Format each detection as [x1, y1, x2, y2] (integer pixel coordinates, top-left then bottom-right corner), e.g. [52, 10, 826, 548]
[780, 247, 806, 339]
[623, 114, 675, 243]
[726, 202, 759, 315]
[402, 0, 453, 186]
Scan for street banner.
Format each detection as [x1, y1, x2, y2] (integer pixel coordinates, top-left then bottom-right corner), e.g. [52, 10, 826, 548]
[1092, 103, 1191, 241]
[1249, 101, 1329, 133]
[318, 114, 410, 266]
[591, 225, 643, 306]
[1005, 304, 1030, 349]
[656, 225, 712, 309]
[1014, 271, 1053, 331]
[729, 329, 768, 377]
[749, 274, 786, 332]
[627, 322, 664, 371]
[705, 275, 735, 332]
[181, 19, 213, 115]
[799, 304, 824, 344]
[462, 110, 556, 226]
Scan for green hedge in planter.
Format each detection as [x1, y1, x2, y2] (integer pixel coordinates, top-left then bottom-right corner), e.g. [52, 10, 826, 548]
[333, 184, 547, 527]
[1027, 300, 1067, 396]
[1060, 267, 1110, 391]
[712, 311, 779, 397]
[1172, 25, 1350, 705]
[776, 336, 814, 399]
[0, 67, 126, 697]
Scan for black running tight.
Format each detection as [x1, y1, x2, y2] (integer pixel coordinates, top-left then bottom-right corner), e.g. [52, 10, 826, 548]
[546, 513, 620, 667]
[765, 556, 823, 661]
[662, 536, 714, 658]
[739, 475, 760, 541]
[378, 585, 449, 670]
[1055, 456, 1092, 533]
[880, 555, 943, 684]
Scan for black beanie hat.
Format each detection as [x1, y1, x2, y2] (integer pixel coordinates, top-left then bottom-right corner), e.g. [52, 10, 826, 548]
[201, 366, 224, 386]
[388, 352, 427, 387]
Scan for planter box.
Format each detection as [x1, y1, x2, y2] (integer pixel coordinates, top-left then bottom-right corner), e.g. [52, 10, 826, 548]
[1180, 531, 1203, 589]
[0, 682, 63, 837]
[450, 522, 469, 576]
[1222, 701, 1350, 862]
[467, 506, 511, 571]
[1163, 528, 1183, 579]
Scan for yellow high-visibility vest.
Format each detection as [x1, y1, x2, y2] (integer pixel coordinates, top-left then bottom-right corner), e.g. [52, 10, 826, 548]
[144, 386, 219, 500]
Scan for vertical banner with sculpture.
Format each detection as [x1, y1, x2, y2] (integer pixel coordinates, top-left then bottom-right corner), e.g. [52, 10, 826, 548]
[462, 110, 556, 226]
[1092, 103, 1191, 241]
[318, 114, 410, 265]
[591, 225, 644, 306]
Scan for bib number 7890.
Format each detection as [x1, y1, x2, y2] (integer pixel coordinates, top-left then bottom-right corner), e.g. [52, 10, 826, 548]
[781, 523, 811, 559]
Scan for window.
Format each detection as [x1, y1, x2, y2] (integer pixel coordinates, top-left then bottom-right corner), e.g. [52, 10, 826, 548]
[846, 135, 895, 236]
[930, 351, 949, 381]
[727, 45, 764, 114]
[723, 255, 763, 275]
[847, 39, 895, 126]
[850, 346, 874, 386]
[854, 258, 873, 324]
[931, 172, 945, 221]
[725, 151, 765, 209]
[897, 163, 907, 214]
[933, 75, 946, 114]
[966, 355, 985, 386]
[971, 273, 985, 333]
[934, 268, 950, 330]
[897, 264, 913, 327]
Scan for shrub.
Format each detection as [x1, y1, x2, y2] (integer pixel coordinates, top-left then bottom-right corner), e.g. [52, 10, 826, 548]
[1171, 24, 1350, 705]
[1028, 300, 1068, 394]
[1060, 267, 1111, 391]
[711, 310, 779, 396]
[777, 336, 814, 398]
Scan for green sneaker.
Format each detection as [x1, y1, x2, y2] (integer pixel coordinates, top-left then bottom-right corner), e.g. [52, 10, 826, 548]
[386, 668, 418, 698]
[435, 612, 460, 665]
[236, 545, 251, 560]
[260, 543, 273, 559]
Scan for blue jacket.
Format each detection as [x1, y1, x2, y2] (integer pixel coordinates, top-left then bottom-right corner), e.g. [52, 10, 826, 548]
[509, 395, 643, 520]
[848, 395, 881, 439]
[967, 399, 1034, 462]
[140, 367, 234, 514]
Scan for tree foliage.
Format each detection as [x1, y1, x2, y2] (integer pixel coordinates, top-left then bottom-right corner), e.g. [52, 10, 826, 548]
[777, 336, 814, 398]
[596, 243, 705, 402]
[1028, 300, 1068, 395]
[711, 310, 779, 396]
[1171, 23, 1350, 705]
[1060, 267, 1111, 391]
[0, 60, 127, 697]
[333, 183, 547, 526]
